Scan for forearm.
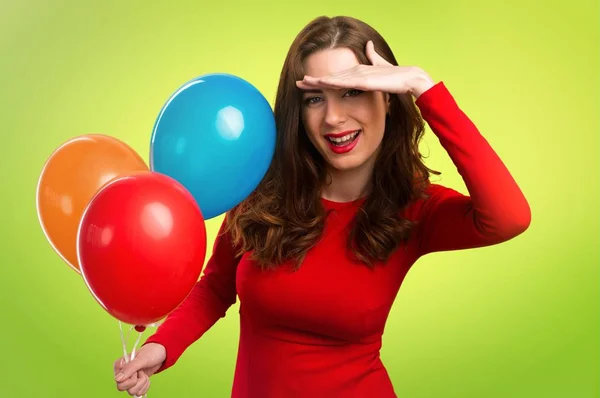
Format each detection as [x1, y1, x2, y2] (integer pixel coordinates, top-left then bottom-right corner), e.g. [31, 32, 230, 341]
[414, 82, 531, 255]
[143, 217, 240, 372]
[144, 277, 236, 372]
[418, 82, 531, 238]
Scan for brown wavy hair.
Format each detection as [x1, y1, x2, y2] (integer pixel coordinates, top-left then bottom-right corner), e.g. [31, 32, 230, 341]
[225, 15, 440, 270]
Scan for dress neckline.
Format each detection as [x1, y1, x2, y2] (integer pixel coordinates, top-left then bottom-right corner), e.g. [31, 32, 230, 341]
[320, 196, 366, 211]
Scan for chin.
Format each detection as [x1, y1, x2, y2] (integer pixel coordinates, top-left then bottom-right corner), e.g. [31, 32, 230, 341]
[325, 154, 369, 171]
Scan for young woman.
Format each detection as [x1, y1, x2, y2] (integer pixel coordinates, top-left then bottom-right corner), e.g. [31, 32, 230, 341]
[113, 15, 531, 398]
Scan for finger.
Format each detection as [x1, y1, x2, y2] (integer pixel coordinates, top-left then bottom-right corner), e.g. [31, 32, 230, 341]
[366, 40, 391, 66]
[135, 371, 150, 397]
[320, 76, 372, 91]
[302, 76, 362, 90]
[318, 76, 358, 88]
[296, 80, 318, 90]
[296, 78, 341, 88]
[128, 370, 148, 397]
[297, 79, 370, 93]
[113, 357, 125, 376]
[296, 79, 342, 91]
[138, 378, 151, 396]
[305, 68, 357, 82]
[115, 356, 147, 382]
[302, 75, 325, 84]
[116, 372, 138, 392]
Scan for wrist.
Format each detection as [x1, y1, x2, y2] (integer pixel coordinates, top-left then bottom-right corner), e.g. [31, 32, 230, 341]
[408, 68, 435, 99]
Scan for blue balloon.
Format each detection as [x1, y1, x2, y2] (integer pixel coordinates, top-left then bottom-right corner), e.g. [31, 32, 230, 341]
[150, 73, 276, 219]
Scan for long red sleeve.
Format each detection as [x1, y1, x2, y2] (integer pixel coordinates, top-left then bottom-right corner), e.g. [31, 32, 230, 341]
[139, 82, 531, 398]
[413, 82, 531, 255]
[144, 218, 240, 372]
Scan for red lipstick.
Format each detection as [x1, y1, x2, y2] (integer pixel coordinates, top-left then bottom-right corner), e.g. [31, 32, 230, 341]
[323, 130, 361, 154]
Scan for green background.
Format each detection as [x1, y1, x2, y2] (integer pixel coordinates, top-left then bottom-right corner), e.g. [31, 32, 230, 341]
[2, 0, 598, 397]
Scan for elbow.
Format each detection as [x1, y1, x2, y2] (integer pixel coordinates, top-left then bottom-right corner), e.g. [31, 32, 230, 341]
[520, 201, 532, 231]
[515, 198, 532, 234]
[497, 201, 532, 241]
[509, 210, 531, 238]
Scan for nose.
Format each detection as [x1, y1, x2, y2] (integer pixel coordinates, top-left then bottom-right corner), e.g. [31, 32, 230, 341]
[324, 98, 347, 127]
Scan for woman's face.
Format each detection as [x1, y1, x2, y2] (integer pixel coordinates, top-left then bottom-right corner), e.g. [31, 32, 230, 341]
[300, 47, 389, 173]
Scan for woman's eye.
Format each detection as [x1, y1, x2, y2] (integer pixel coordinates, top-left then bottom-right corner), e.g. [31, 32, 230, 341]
[304, 96, 322, 105]
[345, 89, 364, 97]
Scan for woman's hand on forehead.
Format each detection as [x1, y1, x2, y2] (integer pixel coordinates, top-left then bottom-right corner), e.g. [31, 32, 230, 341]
[296, 41, 434, 98]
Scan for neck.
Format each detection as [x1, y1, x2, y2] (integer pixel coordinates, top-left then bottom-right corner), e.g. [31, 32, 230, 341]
[321, 161, 375, 203]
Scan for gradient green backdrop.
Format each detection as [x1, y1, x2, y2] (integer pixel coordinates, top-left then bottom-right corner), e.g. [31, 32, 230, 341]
[2, 0, 598, 397]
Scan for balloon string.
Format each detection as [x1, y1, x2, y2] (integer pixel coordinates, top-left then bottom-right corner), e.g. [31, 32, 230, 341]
[119, 321, 134, 362]
[131, 329, 144, 361]
[118, 321, 148, 398]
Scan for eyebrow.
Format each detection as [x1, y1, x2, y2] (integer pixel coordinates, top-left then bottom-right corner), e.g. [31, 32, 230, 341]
[300, 89, 323, 94]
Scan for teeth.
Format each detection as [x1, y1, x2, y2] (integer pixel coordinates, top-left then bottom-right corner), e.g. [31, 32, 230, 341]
[327, 130, 360, 145]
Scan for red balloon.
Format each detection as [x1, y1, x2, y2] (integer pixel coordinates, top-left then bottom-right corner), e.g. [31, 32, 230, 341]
[77, 171, 207, 326]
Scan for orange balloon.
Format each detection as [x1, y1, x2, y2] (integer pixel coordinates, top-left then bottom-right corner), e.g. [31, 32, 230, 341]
[36, 134, 148, 273]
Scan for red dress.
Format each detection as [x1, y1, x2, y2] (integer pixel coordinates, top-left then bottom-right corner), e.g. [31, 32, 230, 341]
[144, 82, 531, 397]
